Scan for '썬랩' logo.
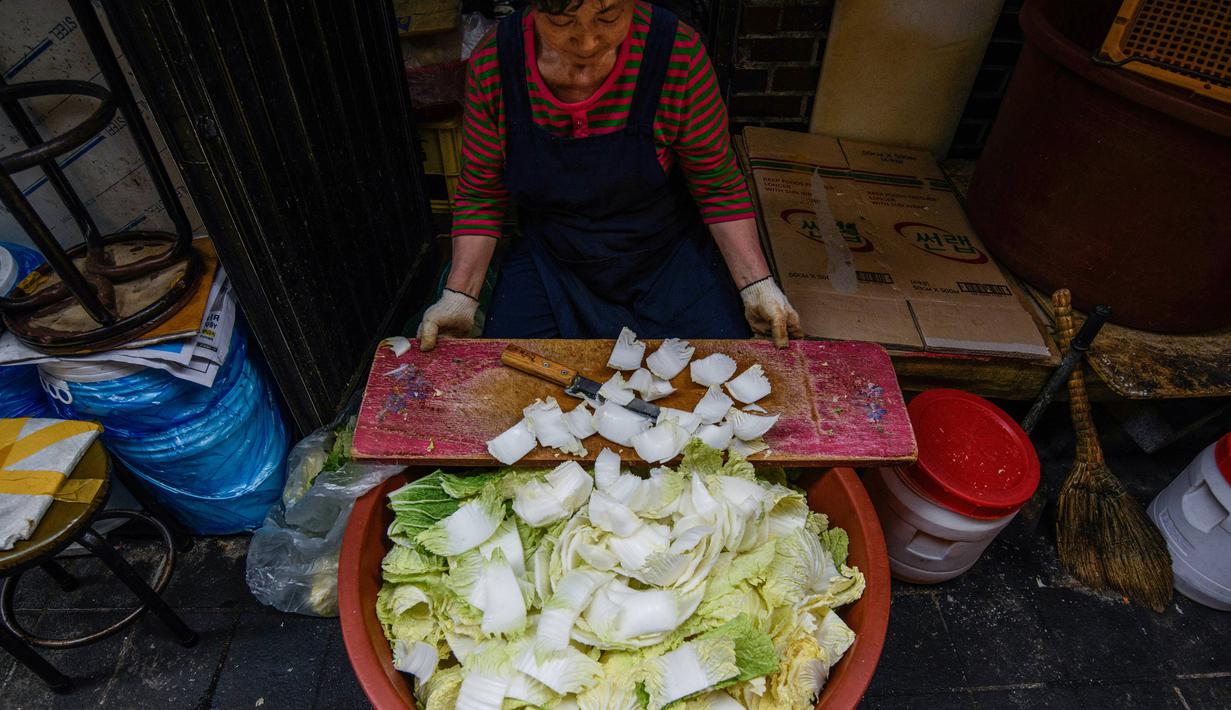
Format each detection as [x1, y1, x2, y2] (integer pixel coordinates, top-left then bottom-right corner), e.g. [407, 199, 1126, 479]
[895, 222, 988, 264]
[781, 209, 874, 252]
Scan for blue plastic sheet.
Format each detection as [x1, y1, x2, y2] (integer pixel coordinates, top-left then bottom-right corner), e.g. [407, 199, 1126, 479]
[0, 242, 50, 418]
[49, 326, 289, 534]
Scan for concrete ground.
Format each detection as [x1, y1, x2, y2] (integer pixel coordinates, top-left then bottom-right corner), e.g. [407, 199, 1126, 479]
[1, 403, 1228, 709]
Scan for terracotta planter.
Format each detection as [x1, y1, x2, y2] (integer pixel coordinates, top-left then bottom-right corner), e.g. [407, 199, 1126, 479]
[338, 467, 892, 709]
[967, 0, 1231, 333]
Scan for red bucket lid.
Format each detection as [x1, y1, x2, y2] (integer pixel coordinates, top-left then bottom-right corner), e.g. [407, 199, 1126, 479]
[1216, 432, 1231, 486]
[902, 389, 1040, 519]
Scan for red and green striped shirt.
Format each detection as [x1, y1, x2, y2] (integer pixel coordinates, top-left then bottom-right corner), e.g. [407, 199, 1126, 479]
[452, 1, 754, 238]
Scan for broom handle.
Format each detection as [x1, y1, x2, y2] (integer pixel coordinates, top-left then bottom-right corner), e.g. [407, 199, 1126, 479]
[1053, 290, 1104, 466]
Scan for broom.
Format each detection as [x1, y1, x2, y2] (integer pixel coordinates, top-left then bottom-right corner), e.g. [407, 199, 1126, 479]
[1052, 289, 1174, 612]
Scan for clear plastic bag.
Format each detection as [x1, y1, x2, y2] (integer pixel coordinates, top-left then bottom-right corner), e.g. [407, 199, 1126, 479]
[245, 409, 403, 616]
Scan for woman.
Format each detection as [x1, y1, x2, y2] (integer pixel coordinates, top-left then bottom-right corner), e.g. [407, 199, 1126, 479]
[417, 0, 802, 350]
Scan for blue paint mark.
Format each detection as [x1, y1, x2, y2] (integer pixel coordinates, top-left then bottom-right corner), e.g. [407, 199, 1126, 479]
[21, 134, 106, 197]
[379, 364, 431, 421]
[119, 214, 147, 232]
[4, 39, 53, 80]
[857, 382, 888, 423]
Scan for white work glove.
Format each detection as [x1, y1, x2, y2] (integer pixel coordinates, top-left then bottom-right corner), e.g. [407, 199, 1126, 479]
[740, 276, 804, 348]
[416, 289, 479, 351]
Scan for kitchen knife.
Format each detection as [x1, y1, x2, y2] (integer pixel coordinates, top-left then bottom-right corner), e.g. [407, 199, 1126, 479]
[500, 344, 661, 420]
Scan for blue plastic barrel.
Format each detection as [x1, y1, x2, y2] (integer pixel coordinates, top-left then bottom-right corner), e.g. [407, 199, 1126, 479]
[45, 325, 289, 534]
[0, 242, 51, 418]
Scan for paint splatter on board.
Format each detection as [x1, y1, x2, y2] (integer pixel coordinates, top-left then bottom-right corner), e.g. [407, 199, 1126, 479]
[379, 364, 431, 421]
[856, 382, 888, 423]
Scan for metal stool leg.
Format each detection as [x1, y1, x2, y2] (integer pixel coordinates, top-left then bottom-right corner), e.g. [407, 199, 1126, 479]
[0, 620, 71, 691]
[77, 529, 197, 647]
[40, 561, 79, 592]
[110, 462, 194, 552]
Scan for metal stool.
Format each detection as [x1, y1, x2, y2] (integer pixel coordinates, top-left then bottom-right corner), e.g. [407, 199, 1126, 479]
[0, 441, 196, 692]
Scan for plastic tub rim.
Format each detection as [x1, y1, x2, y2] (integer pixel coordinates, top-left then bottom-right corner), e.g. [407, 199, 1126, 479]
[1019, 0, 1231, 139]
[339, 467, 891, 710]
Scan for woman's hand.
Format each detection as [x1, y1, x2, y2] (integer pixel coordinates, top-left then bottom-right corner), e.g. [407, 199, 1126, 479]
[417, 289, 480, 351]
[708, 218, 803, 347]
[418, 234, 499, 351]
[740, 276, 803, 348]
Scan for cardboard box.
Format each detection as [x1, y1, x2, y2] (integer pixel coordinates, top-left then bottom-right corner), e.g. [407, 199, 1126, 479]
[738, 127, 1049, 359]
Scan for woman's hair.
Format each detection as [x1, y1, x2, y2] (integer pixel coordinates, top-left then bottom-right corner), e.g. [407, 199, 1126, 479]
[534, 0, 593, 16]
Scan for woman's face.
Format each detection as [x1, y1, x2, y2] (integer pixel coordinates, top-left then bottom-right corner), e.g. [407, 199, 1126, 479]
[534, 0, 634, 64]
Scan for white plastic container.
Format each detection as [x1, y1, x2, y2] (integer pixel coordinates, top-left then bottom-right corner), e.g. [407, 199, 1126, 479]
[867, 389, 1039, 584]
[810, 0, 1005, 156]
[0, 245, 16, 296]
[1148, 433, 1231, 611]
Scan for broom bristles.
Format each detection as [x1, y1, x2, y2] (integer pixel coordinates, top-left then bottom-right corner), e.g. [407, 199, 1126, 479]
[1056, 460, 1174, 613]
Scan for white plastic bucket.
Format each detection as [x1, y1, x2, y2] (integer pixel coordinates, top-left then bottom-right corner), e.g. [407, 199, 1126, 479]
[1148, 433, 1231, 611]
[867, 465, 1018, 583]
[867, 390, 1039, 584]
[0, 246, 16, 296]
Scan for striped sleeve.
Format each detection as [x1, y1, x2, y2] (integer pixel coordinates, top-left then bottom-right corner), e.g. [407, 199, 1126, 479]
[451, 31, 508, 238]
[664, 26, 755, 224]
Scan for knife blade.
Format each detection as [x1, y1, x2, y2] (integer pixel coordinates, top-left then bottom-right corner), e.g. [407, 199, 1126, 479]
[501, 344, 661, 420]
[565, 375, 661, 420]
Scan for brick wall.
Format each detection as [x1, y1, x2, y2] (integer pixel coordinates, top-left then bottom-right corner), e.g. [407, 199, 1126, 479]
[948, 0, 1025, 159]
[728, 0, 833, 133]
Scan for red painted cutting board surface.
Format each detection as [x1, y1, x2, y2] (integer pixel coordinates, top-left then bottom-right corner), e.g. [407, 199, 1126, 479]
[353, 339, 915, 468]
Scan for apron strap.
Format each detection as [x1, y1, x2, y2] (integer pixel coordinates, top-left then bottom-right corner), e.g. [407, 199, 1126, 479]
[497, 9, 532, 133]
[626, 5, 680, 136]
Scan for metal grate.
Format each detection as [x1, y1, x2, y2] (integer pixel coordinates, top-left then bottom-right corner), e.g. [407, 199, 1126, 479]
[1100, 0, 1231, 103]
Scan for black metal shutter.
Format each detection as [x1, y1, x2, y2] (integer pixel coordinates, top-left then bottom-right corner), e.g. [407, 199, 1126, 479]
[102, 0, 436, 432]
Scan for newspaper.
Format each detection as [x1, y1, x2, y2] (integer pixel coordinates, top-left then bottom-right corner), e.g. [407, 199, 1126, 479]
[0, 267, 237, 388]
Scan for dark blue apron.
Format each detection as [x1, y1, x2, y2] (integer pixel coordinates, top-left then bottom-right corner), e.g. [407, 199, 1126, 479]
[482, 5, 749, 340]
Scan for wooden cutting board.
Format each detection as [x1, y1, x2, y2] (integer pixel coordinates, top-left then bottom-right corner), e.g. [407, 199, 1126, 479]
[353, 339, 916, 468]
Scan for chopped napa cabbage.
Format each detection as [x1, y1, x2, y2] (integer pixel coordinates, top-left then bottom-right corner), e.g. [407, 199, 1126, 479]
[513, 461, 593, 528]
[392, 639, 439, 681]
[593, 448, 622, 490]
[564, 402, 598, 439]
[468, 549, 527, 636]
[814, 608, 856, 667]
[386, 472, 460, 546]
[609, 327, 647, 370]
[479, 518, 527, 577]
[381, 545, 447, 584]
[690, 353, 738, 387]
[536, 568, 612, 654]
[439, 471, 504, 499]
[575, 653, 645, 710]
[632, 419, 691, 463]
[515, 644, 602, 694]
[378, 441, 863, 710]
[697, 421, 735, 451]
[420, 665, 463, 710]
[600, 372, 637, 406]
[525, 397, 587, 456]
[513, 479, 570, 527]
[694, 386, 735, 425]
[594, 401, 651, 446]
[587, 490, 643, 537]
[417, 488, 505, 557]
[487, 418, 538, 465]
[607, 522, 670, 572]
[725, 365, 771, 404]
[646, 338, 696, 380]
[642, 636, 739, 709]
[820, 527, 850, 568]
[455, 671, 510, 710]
